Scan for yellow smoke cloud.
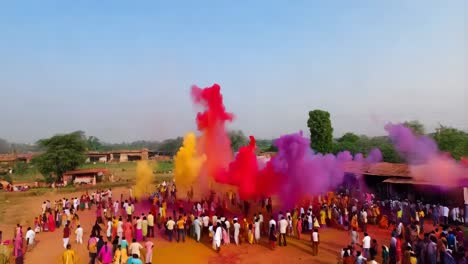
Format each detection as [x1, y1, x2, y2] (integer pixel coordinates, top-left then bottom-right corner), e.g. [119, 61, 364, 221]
[174, 132, 205, 190]
[134, 160, 156, 199]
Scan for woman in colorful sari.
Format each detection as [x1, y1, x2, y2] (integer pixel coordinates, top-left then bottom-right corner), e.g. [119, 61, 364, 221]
[80, 196, 85, 211]
[222, 224, 230, 245]
[48, 212, 55, 232]
[123, 221, 133, 242]
[111, 217, 118, 240]
[296, 217, 302, 240]
[97, 241, 113, 264]
[14, 225, 23, 257]
[113, 245, 122, 264]
[320, 209, 326, 226]
[135, 217, 143, 242]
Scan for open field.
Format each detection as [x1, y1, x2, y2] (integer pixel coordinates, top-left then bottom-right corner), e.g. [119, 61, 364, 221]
[5, 160, 174, 184]
[0, 186, 395, 264]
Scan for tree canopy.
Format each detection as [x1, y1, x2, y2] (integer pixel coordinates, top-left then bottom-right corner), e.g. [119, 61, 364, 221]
[403, 120, 425, 135]
[433, 125, 468, 160]
[229, 130, 249, 152]
[307, 110, 333, 154]
[32, 132, 87, 183]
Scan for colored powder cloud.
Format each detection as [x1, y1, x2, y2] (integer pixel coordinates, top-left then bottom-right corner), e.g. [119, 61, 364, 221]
[174, 132, 206, 191]
[191, 84, 233, 188]
[134, 160, 156, 199]
[270, 131, 349, 208]
[385, 123, 467, 187]
[217, 136, 259, 200]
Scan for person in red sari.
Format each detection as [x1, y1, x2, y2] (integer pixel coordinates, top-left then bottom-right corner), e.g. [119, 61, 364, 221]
[48, 212, 55, 232]
[123, 221, 133, 242]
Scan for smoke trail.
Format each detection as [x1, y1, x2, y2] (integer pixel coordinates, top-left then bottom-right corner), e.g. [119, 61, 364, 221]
[385, 123, 466, 187]
[191, 84, 234, 190]
[174, 132, 205, 193]
[134, 160, 156, 200]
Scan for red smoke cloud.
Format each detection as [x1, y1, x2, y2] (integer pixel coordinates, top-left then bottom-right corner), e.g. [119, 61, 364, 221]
[191, 84, 233, 187]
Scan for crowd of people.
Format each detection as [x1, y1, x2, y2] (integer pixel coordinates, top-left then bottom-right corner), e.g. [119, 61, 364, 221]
[3, 182, 466, 264]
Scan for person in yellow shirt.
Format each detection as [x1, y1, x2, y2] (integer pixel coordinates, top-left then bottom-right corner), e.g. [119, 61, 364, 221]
[418, 209, 425, 229]
[176, 216, 186, 242]
[62, 244, 77, 264]
[161, 201, 167, 219]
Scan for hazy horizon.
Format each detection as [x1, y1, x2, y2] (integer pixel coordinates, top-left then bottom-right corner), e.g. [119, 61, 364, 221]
[1, 1, 466, 144]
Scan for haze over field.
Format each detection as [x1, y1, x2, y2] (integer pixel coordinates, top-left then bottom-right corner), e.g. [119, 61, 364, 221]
[0, 1, 466, 143]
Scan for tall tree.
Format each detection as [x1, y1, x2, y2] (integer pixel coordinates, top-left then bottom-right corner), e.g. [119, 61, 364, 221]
[32, 132, 87, 183]
[229, 130, 248, 152]
[433, 125, 468, 160]
[403, 120, 425, 135]
[307, 110, 333, 153]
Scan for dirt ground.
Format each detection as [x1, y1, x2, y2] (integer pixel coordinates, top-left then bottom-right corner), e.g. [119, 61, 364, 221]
[0, 187, 397, 264]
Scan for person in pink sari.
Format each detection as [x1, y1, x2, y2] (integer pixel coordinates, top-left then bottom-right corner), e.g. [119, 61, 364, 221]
[14, 225, 23, 257]
[222, 224, 230, 244]
[97, 241, 113, 264]
[48, 213, 55, 232]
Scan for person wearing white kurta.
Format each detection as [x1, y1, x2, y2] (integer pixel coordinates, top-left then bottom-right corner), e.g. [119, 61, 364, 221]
[75, 225, 83, 244]
[117, 219, 123, 243]
[254, 219, 261, 242]
[193, 218, 202, 242]
[213, 225, 222, 251]
[233, 220, 241, 245]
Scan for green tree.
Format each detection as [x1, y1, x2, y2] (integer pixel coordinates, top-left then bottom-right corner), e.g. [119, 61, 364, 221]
[229, 130, 248, 152]
[156, 137, 183, 154]
[307, 110, 333, 153]
[403, 120, 425, 135]
[32, 132, 87, 182]
[337, 132, 360, 143]
[433, 126, 468, 160]
[86, 136, 102, 151]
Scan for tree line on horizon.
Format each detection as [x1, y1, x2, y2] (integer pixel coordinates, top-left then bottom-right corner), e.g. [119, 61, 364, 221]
[1, 113, 467, 183]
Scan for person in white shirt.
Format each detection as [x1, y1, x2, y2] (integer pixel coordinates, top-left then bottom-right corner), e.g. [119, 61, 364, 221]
[113, 201, 119, 216]
[25, 227, 35, 250]
[311, 228, 319, 256]
[75, 225, 83, 244]
[269, 216, 276, 230]
[166, 217, 176, 242]
[193, 217, 202, 242]
[258, 213, 264, 235]
[233, 219, 241, 245]
[443, 206, 449, 225]
[279, 217, 288, 246]
[361, 233, 371, 259]
[361, 209, 368, 233]
[213, 224, 222, 252]
[356, 251, 367, 264]
[128, 238, 143, 257]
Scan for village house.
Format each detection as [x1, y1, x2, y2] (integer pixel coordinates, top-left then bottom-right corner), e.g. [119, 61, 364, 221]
[62, 168, 110, 185]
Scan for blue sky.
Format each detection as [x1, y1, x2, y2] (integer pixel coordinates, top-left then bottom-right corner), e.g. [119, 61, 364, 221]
[0, 1, 466, 143]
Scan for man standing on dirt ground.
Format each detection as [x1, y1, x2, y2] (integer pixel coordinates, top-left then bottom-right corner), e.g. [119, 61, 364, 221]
[63, 224, 71, 249]
[311, 228, 319, 256]
[75, 225, 83, 244]
[147, 212, 154, 238]
[25, 227, 35, 251]
[62, 244, 77, 264]
[278, 216, 288, 247]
